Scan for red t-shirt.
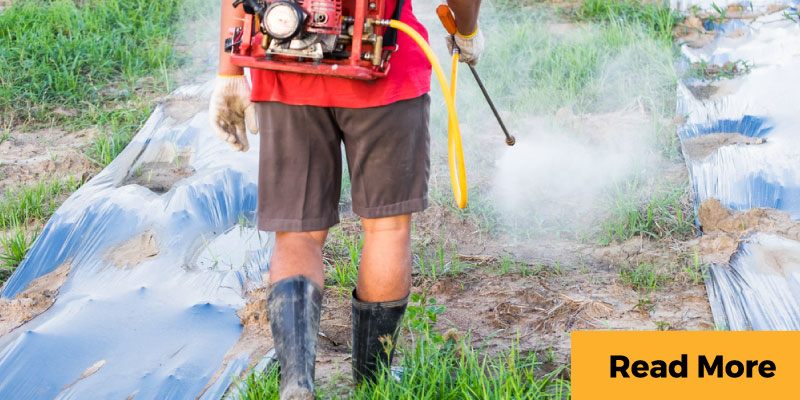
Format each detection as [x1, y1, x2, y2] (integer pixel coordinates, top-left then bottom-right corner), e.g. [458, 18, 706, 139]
[249, 0, 432, 108]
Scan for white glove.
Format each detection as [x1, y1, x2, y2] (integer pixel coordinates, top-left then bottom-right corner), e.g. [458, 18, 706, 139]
[209, 75, 258, 152]
[445, 26, 484, 66]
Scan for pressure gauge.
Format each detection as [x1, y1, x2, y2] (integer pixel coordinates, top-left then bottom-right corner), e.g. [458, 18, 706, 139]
[263, 1, 305, 40]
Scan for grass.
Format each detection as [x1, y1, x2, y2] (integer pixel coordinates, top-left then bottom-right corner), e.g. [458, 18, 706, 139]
[323, 227, 362, 293]
[570, 0, 682, 44]
[238, 294, 570, 399]
[681, 248, 709, 285]
[0, 176, 82, 284]
[0, 177, 82, 229]
[688, 59, 751, 81]
[0, 0, 210, 286]
[0, 0, 185, 126]
[618, 262, 669, 292]
[0, 227, 38, 282]
[85, 105, 152, 167]
[423, 0, 684, 239]
[598, 179, 695, 245]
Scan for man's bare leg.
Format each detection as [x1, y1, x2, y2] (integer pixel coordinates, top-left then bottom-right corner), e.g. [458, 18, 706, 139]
[267, 230, 328, 399]
[269, 230, 328, 288]
[351, 214, 412, 383]
[356, 214, 412, 301]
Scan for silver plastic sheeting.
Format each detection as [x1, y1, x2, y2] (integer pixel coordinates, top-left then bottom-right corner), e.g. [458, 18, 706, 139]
[0, 82, 273, 398]
[676, 2, 800, 329]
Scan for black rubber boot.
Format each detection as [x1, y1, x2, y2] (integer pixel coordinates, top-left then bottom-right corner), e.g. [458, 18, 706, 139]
[351, 290, 409, 384]
[267, 275, 323, 400]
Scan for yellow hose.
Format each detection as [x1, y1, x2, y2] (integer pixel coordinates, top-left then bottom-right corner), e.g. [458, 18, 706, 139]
[389, 20, 467, 209]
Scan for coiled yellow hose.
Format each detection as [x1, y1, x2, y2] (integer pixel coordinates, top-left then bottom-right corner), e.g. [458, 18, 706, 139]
[389, 20, 467, 209]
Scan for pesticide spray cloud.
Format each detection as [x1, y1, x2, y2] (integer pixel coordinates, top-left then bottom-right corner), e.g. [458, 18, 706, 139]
[490, 110, 657, 231]
[476, 19, 676, 233]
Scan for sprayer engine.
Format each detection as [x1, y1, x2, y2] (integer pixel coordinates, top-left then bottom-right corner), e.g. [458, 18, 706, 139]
[226, 0, 399, 80]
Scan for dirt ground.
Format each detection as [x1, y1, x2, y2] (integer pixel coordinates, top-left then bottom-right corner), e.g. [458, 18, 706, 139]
[0, 263, 71, 336]
[228, 188, 726, 393]
[0, 127, 96, 195]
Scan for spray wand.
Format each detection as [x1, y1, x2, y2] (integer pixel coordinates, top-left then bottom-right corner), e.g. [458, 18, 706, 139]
[436, 5, 516, 146]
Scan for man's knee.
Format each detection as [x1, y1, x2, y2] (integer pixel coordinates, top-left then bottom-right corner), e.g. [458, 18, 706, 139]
[275, 230, 328, 249]
[361, 214, 411, 236]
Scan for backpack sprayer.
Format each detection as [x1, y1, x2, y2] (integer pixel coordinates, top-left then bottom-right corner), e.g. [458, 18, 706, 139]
[225, 0, 514, 208]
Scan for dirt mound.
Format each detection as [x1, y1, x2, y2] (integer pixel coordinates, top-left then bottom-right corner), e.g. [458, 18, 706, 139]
[105, 231, 159, 269]
[0, 263, 71, 336]
[682, 133, 765, 160]
[125, 162, 195, 193]
[123, 145, 195, 194]
[674, 16, 716, 48]
[687, 198, 800, 266]
[0, 128, 96, 194]
[162, 97, 207, 124]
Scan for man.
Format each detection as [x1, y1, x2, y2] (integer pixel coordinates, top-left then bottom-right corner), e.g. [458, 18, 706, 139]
[210, 0, 483, 398]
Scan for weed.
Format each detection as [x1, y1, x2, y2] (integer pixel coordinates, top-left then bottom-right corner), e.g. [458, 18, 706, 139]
[688, 59, 751, 81]
[619, 262, 669, 292]
[599, 179, 695, 244]
[0, 177, 81, 229]
[635, 296, 655, 313]
[0, 126, 10, 144]
[499, 253, 517, 274]
[552, 261, 565, 276]
[414, 239, 464, 280]
[236, 363, 281, 400]
[654, 320, 671, 330]
[683, 248, 709, 284]
[239, 324, 570, 400]
[571, 0, 683, 44]
[710, 2, 727, 25]
[0, 0, 187, 126]
[85, 105, 151, 167]
[405, 292, 447, 341]
[0, 226, 39, 280]
[323, 227, 361, 292]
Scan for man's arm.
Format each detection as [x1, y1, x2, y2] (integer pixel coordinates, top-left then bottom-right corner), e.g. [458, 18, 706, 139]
[219, 1, 245, 76]
[446, 0, 482, 36]
[209, 0, 257, 152]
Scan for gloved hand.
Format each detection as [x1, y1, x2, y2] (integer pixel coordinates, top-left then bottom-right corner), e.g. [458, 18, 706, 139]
[445, 26, 484, 66]
[208, 75, 258, 152]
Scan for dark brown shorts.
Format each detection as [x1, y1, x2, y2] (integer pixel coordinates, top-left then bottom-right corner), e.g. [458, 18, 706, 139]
[255, 94, 431, 232]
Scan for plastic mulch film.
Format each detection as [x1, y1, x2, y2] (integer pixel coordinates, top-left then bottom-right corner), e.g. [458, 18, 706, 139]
[0, 82, 274, 398]
[675, 1, 800, 330]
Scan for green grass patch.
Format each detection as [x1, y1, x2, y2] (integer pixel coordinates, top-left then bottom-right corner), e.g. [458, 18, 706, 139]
[425, 0, 683, 238]
[599, 180, 695, 245]
[0, 177, 82, 284]
[0, 0, 185, 126]
[323, 227, 362, 293]
[687, 59, 751, 81]
[0, 177, 82, 229]
[85, 104, 152, 167]
[238, 293, 570, 399]
[0, 226, 39, 282]
[570, 0, 682, 44]
[618, 262, 669, 292]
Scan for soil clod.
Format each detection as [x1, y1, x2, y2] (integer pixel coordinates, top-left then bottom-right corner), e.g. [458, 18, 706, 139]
[0, 263, 71, 336]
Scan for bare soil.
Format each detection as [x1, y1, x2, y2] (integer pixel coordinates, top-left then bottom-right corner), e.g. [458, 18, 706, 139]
[0, 127, 96, 194]
[0, 262, 71, 336]
[122, 145, 195, 193]
[104, 230, 159, 269]
[218, 195, 716, 394]
[688, 198, 800, 265]
[682, 133, 765, 160]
